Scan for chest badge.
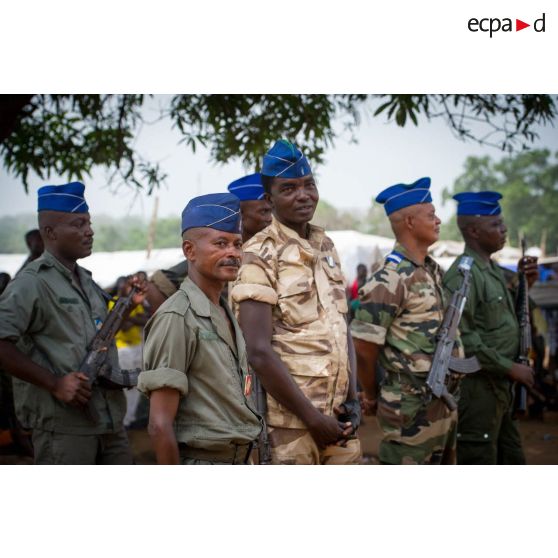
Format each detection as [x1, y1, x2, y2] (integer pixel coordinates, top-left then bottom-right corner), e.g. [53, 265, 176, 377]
[94, 318, 103, 331]
[326, 255, 336, 268]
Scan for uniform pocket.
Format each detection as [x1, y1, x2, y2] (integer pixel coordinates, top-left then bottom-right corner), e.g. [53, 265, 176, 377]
[483, 298, 506, 330]
[322, 261, 349, 314]
[481, 282, 507, 330]
[277, 277, 319, 326]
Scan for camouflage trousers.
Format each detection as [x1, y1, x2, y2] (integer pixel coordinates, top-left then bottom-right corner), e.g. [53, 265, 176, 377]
[268, 426, 362, 465]
[377, 372, 458, 465]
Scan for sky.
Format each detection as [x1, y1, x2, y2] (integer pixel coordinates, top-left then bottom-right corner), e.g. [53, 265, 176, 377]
[1, 97, 558, 223]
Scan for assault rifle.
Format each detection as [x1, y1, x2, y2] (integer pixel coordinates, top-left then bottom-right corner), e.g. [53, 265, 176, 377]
[253, 373, 272, 465]
[513, 237, 546, 415]
[514, 238, 531, 413]
[79, 287, 141, 422]
[426, 256, 480, 411]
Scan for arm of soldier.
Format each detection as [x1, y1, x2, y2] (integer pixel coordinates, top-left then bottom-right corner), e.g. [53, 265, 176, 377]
[353, 338, 381, 415]
[0, 276, 91, 405]
[0, 340, 91, 405]
[239, 299, 345, 449]
[350, 267, 405, 414]
[138, 310, 192, 465]
[443, 274, 532, 384]
[332, 331, 360, 439]
[148, 388, 180, 465]
[144, 280, 168, 314]
[146, 265, 186, 313]
[346, 330, 357, 401]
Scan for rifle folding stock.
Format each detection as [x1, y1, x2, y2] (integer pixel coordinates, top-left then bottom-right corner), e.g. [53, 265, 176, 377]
[426, 256, 479, 410]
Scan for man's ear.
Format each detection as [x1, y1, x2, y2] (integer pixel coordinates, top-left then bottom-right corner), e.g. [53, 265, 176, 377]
[263, 192, 274, 209]
[403, 213, 414, 232]
[42, 225, 56, 241]
[468, 223, 481, 240]
[182, 239, 195, 261]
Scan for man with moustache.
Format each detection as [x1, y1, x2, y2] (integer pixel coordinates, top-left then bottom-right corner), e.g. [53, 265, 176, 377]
[145, 173, 272, 313]
[351, 177, 461, 465]
[138, 193, 262, 465]
[232, 140, 361, 465]
[0, 182, 144, 464]
[443, 192, 537, 465]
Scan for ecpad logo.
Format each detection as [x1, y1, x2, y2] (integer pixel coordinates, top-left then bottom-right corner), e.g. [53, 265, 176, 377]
[468, 13, 546, 37]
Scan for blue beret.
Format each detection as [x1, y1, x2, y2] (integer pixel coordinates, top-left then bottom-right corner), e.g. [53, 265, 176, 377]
[262, 140, 312, 178]
[181, 193, 241, 234]
[227, 173, 265, 201]
[37, 182, 89, 213]
[375, 177, 432, 215]
[453, 191, 502, 216]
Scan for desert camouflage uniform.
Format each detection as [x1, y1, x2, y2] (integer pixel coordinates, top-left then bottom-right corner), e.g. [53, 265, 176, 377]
[351, 243, 461, 465]
[231, 216, 361, 464]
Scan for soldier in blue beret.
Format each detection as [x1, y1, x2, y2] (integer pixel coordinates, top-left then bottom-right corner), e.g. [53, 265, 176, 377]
[0, 182, 146, 464]
[139, 193, 262, 464]
[145, 174, 273, 315]
[227, 172, 272, 243]
[443, 191, 538, 464]
[351, 177, 464, 464]
[232, 140, 362, 465]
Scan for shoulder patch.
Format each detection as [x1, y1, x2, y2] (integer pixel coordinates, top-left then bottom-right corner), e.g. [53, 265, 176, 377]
[385, 251, 404, 265]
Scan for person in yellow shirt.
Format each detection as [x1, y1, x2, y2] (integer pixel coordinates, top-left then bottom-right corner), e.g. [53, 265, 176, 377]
[109, 276, 150, 426]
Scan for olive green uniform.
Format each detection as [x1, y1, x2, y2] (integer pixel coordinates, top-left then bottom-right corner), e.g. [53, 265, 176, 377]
[443, 246, 525, 465]
[0, 250, 131, 464]
[138, 277, 262, 464]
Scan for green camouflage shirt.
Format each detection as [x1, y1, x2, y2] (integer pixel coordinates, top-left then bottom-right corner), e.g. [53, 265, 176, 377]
[443, 246, 519, 378]
[351, 242, 458, 376]
[0, 250, 126, 434]
[231, 216, 350, 429]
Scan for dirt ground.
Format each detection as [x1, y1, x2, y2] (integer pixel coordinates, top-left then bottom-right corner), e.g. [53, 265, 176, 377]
[3, 411, 558, 465]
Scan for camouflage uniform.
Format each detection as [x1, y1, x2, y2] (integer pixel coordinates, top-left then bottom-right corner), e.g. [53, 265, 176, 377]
[351, 243, 461, 465]
[231, 216, 361, 465]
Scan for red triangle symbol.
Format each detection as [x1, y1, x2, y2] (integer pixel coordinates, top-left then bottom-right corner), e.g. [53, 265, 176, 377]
[516, 19, 530, 31]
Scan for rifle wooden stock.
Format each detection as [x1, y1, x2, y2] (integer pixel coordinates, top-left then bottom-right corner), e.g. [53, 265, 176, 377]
[78, 287, 137, 423]
[253, 373, 272, 465]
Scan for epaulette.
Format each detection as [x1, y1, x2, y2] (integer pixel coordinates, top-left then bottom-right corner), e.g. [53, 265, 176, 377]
[385, 251, 406, 269]
[159, 288, 191, 316]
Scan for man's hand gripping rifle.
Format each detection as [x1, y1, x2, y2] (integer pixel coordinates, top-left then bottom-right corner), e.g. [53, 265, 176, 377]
[426, 256, 480, 411]
[80, 287, 141, 422]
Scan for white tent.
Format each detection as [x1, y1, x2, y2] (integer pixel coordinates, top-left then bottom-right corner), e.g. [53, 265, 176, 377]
[0, 230, 396, 288]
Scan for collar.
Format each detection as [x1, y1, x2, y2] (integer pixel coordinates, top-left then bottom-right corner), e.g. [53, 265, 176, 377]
[391, 242, 435, 268]
[463, 245, 490, 270]
[272, 215, 325, 246]
[179, 276, 212, 318]
[40, 250, 92, 278]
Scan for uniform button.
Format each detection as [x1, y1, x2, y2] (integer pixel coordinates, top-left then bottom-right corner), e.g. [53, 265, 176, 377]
[457, 433, 461, 438]
[484, 433, 489, 439]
